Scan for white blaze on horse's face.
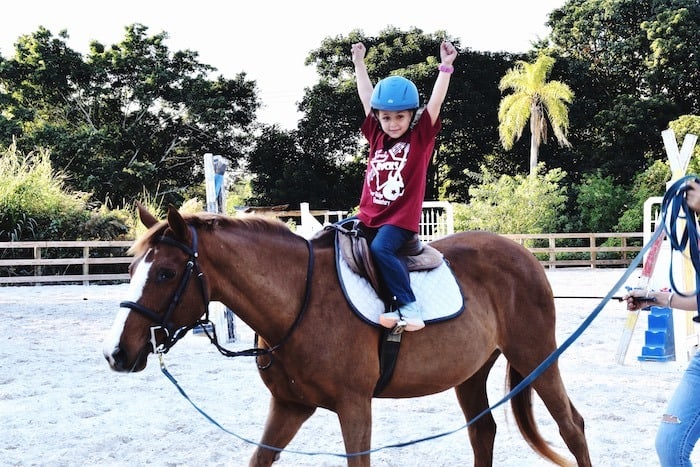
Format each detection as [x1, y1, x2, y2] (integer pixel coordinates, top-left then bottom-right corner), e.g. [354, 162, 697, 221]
[102, 252, 153, 361]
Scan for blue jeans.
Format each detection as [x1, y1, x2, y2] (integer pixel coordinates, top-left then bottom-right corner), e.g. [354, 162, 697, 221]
[656, 351, 700, 465]
[369, 224, 416, 307]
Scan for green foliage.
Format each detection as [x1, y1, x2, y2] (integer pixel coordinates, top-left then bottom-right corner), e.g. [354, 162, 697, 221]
[574, 171, 630, 233]
[0, 24, 259, 209]
[454, 164, 567, 234]
[225, 175, 253, 212]
[79, 205, 131, 240]
[545, 0, 698, 180]
[0, 144, 84, 240]
[1, 5, 698, 234]
[246, 124, 363, 210]
[616, 159, 670, 232]
[613, 116, 697, 233]
[0, 144, 129, 240]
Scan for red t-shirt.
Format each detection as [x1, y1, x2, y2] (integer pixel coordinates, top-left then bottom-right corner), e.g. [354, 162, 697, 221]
[357, 110, 441, 232]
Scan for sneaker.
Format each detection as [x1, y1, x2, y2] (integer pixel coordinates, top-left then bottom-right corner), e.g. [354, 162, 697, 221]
[398, 302, 424, 332]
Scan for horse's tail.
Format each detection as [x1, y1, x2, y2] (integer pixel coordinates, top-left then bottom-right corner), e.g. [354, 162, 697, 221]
[507, 363, 574, 467]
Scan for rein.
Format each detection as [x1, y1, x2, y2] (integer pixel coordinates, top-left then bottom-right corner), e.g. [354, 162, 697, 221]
[199, 236, 315, 368]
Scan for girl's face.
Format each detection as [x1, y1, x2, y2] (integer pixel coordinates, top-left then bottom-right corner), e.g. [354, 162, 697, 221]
[376, 110, 412, 139]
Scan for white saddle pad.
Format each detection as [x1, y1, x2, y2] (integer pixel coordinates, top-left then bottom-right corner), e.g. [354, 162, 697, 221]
[336, 253, 464, 326]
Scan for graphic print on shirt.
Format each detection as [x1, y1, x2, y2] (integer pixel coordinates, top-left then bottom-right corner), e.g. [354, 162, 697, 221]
[366, 142, 409, 206]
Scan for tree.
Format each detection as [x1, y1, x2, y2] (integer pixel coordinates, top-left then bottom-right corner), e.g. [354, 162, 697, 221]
[246, 124, 363, 209]
[545, 0, 698, 180]
[498, 55, 574, 176]
[455, 163, 568, 234]
[574, 170, 629, 233]
[0, 24, 260, 207]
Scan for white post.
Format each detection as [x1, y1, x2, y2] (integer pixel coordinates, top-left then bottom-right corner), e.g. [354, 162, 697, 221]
[296, 202, 324, 239]
[201, 153, 235, 342]
[665, 130, 699, 364]
[203, 153, 218, 213]
[419, 201, 454, 242]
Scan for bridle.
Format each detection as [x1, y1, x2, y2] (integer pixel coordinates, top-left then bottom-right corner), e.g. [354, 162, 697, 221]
[119, 224, 315, 368]
[120, 226, 210, 355]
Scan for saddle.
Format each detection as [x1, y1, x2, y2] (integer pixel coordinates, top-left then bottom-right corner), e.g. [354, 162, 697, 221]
[321, 219, 463, 397]
[327, 219, 444, 294]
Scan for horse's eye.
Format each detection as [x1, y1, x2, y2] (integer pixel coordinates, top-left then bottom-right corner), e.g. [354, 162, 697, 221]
[156, 268, 176, 283]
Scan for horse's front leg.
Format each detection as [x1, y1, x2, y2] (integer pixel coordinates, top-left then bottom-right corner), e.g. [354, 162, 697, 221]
[248, 396, 316, 467]
[336, 399, 373, 467]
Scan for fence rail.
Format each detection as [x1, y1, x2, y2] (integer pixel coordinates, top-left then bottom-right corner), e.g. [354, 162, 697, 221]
[0, 232, 644, 286]
[0, 240, 133, 285]
[502, 232, 643, 268]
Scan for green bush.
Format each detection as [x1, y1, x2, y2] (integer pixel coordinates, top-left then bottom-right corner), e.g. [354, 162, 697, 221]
[575, 171, 630, 233]
[454, 163, 568, 234]
[0, 144, 129, 241]
[616, 159, 670, 233]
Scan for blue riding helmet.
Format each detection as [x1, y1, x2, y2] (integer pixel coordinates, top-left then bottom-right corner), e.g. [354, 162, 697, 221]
[370, 76, 419, 111]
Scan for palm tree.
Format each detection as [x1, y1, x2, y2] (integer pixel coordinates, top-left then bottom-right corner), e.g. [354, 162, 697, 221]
[498, 55, 574, 176]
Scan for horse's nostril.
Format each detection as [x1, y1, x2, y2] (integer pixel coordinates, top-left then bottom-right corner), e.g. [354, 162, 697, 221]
[105, 347, 127, 371]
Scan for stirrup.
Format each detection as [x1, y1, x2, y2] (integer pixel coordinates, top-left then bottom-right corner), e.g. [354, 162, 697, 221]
[391, 319, 408, 334]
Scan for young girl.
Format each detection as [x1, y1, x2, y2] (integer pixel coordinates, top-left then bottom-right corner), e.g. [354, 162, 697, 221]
[350, 40, 457, 331]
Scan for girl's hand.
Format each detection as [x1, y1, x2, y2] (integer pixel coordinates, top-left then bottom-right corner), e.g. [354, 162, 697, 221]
[351, 43, 366, 65]
[440, 41, 457, 65]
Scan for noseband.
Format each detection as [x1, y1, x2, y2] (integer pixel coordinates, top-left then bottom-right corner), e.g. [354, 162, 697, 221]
[120, 226, 210, 354]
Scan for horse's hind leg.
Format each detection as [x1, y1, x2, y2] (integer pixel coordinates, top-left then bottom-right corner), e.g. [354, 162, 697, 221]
[454, 351, 500, 467]
[248, 396, 316, 467]
[522, 364, 592, 467]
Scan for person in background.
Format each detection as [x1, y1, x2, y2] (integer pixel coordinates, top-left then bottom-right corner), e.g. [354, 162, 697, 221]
[350, 40, 457, 331]
[212, 155, 228, 214]
[625, 179, 700, 466]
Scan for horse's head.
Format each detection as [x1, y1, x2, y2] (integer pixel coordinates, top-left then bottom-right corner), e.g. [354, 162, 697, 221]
[102, 202, 210, 372]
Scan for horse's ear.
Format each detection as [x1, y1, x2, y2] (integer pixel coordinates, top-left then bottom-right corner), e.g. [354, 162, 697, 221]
[135, 201, 159, 228]
[166, 204, 189, 241]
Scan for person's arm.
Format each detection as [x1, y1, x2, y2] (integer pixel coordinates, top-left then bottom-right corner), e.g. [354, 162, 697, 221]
[425, 41, 458, 125]
[624, 181, 700, 311]
[351, 42, 373, 116]
[624, 289, 697, 311]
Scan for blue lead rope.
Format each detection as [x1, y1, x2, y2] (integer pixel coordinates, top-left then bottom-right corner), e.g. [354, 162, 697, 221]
[661, 175, 700, 320]
[159, 176, 698, 459]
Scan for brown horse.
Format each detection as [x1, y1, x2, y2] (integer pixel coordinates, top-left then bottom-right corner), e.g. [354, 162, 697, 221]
[103, 204, 591, 467]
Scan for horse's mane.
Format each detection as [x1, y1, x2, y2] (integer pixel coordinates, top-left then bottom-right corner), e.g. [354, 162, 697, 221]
[128, 213, 293, 256]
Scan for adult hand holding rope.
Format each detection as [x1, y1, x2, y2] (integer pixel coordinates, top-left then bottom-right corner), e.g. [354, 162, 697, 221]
[624, 177, 700, 315]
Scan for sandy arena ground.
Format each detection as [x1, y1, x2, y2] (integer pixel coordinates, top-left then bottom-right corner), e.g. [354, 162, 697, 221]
[1, 267, 698, 466]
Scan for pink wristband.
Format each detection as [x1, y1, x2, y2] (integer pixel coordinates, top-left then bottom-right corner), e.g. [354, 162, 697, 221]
[438, 64, 454, 74]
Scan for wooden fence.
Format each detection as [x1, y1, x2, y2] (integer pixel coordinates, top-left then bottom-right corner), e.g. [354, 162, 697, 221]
[0, 232, 644, 286]
[502, 232, 643, 268]
[0, 240, 133, 285]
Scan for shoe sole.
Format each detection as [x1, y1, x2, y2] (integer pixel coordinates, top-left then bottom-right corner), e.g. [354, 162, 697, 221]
[379, 316, 400, 329]
[404, 321, 425, 332]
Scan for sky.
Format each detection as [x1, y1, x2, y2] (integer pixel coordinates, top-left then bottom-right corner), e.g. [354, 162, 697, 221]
[0, 0, 566, 130]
